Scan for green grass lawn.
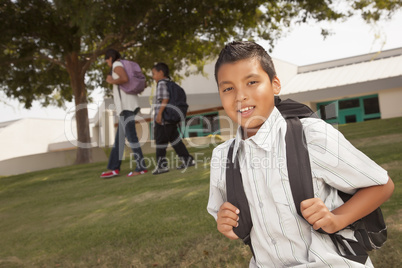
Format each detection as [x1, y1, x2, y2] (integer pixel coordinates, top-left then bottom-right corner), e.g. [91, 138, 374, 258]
[0, 117, 401, 267]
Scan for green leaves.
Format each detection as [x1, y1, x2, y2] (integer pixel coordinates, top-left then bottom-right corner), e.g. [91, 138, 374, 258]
[1, 0, 400, 163]
[2, 0, 401, 108]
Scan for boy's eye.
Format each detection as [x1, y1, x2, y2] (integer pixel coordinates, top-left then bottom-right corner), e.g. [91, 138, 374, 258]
[222, 87, 233, 93]
[248, 81, 258, 86]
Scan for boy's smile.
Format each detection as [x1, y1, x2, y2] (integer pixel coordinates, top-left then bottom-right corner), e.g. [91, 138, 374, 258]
[217, 58, 281, 137]
[239, 105, 256, 117]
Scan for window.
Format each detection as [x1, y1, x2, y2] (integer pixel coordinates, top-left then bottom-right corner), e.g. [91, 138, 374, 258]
[187, 117, 200, 126]
[363, 97, 380, 115]
[202, 114, 220, 134]
[339, 98, 359, 109]
[345, 115, 357, 123]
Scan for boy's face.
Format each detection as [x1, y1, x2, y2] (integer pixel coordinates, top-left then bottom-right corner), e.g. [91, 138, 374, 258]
[152, 68, 165, 82]
[217, 58, 281, 136]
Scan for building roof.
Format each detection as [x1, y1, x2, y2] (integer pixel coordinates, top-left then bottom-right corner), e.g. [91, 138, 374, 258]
[281, 47, 402, 102]
[0, 119, 20, 133]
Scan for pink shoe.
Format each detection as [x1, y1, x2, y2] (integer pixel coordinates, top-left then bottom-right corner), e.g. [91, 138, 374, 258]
[127, 170, 148, 177]
[100, 169, 119, 178]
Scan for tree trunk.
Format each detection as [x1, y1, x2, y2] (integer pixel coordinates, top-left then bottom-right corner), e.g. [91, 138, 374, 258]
[65, 52, 92, 164]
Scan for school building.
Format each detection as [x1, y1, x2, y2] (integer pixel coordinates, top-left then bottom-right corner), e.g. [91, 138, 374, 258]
[280, 47, 402, 124]
[93, 47, 402, 145]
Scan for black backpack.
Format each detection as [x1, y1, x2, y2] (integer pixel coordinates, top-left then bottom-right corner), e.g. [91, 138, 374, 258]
[226, 97, 387, 265]
[162, 81, 189, 123]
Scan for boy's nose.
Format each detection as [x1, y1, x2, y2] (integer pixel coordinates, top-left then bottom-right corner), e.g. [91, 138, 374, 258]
[236, 87, 248, 102]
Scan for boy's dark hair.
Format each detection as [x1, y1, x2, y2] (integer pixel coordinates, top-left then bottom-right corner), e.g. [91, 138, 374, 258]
[104, 49, 121, 63]
[214, 41, 276, 84]
[152, 62, 170, 78]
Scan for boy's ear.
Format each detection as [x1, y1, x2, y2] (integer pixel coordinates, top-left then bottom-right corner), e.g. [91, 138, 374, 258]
[272, 76, 281, 95]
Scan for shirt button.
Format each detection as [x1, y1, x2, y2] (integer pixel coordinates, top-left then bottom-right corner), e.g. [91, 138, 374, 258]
[271, 239, 277, 245]
[259, 202, 264, 208]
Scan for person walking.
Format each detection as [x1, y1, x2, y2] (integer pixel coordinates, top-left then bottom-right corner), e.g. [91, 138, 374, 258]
[100, 49, 148, 178]
[151, 62, 195, 175]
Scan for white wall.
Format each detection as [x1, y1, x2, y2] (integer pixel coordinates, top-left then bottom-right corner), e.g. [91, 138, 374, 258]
[273, 58, 298, 87]
[179, 60, 218, 95]
[0, 118, 77, 161]
[379, 88, 402, 119]
[0, 147, 107, 176]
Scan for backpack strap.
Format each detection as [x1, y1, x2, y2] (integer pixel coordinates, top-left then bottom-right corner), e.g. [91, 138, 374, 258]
[329, 233, 369, 264]
[284, 116, 315, 216]
[283, 107, 369, 264]
[275, 97, 317, 215]
[226, 140, 255, 257]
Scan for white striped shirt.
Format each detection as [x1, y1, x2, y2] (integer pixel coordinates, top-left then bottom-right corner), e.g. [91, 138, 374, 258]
[207, 107, 388, 268]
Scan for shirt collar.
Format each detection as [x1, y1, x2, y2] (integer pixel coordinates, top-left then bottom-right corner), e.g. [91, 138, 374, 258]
[232, 107, 284, 161]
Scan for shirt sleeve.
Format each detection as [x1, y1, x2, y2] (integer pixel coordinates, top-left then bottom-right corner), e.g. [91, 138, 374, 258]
[304, 118, 389, 194]
[207, 145, 229, 221]
[112, 61, 124, 76]
[156, 80, 170, 102]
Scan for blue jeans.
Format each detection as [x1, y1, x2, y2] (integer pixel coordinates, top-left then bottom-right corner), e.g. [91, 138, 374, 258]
[107, 110, 146, 172]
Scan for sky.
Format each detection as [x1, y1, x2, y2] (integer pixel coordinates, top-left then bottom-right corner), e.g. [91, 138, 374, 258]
[1, 10, 402, 123]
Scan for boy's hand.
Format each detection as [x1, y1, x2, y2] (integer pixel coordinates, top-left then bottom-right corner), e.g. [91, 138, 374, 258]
[156, 113, 162, 124]
[106, 75, 114, 84]
[300, 198, 341, 234]
[217, 202, 240, 240]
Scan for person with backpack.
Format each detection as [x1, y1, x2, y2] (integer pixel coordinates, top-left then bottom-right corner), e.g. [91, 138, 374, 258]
[100, 49, 148, 178]
[151, 62, 194, 175]
[206, 41, 394, 267]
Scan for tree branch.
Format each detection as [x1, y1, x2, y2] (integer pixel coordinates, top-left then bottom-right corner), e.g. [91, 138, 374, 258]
[37, 53, 65, 68]
[80, 34, 122, 75]
[2, 53, 65, 68]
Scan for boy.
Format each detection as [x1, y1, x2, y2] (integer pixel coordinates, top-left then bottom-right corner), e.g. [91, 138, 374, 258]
[207, 41, 394, 267]
[151, 62, 195, 175]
